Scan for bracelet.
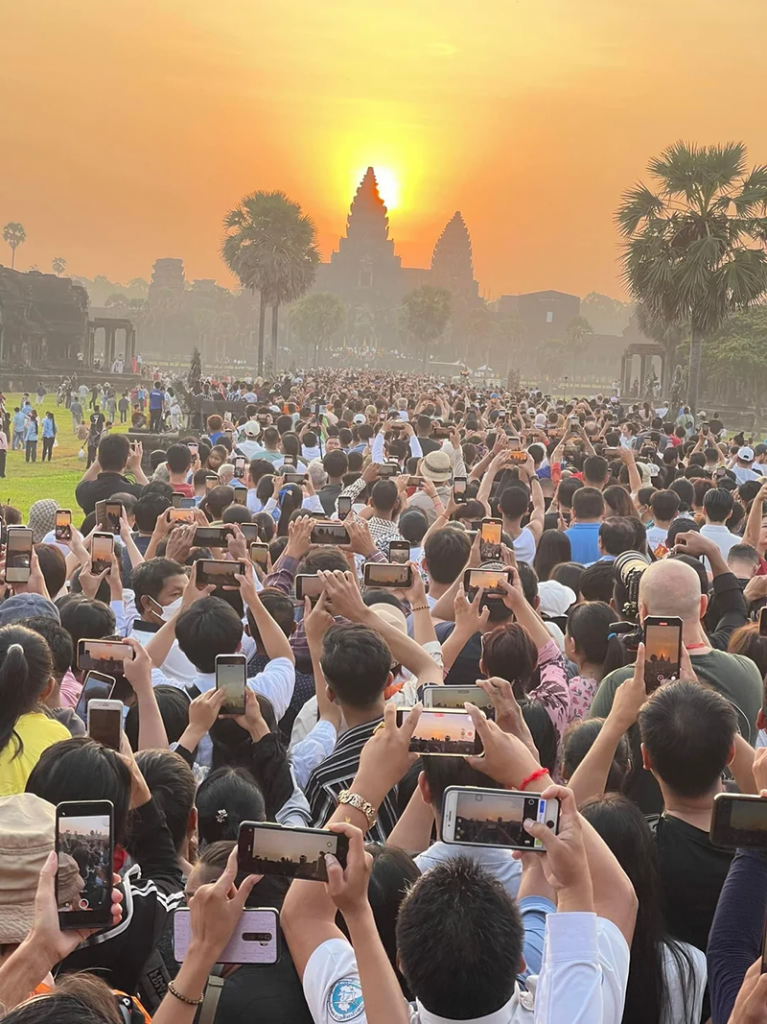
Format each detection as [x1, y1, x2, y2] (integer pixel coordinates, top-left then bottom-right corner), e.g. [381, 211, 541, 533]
[338, 790, 378, 830]
[518, 768, 549, 792]
[411, 604, 429, 612]
[167, 981, 204, 1007]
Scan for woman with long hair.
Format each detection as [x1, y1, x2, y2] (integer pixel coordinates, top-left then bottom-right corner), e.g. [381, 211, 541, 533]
[581, 793, 705, 1024]
[533, 529, 572, 582]
[24, 411, 39, 463]
[41, 411, 57, 461]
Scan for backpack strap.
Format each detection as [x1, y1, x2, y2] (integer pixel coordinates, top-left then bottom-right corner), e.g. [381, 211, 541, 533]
[199, 968, 225, 1024]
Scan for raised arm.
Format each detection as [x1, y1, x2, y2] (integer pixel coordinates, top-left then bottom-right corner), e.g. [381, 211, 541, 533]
[238, 565, 295, 665]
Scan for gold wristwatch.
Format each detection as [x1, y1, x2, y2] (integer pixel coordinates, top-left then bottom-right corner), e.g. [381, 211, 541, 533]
[337, 790, 377, 830]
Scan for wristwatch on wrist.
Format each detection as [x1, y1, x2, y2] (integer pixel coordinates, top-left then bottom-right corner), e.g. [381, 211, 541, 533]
[337, 790, 377, 830]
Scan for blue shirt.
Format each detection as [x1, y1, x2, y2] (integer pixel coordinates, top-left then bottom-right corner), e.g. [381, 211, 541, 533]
[42, 419, 56, 438]
[25, 420, 39, 441]
[12, 412, 26, 432]
[564, 522, 602, 566]
[149, 388, 164, 410]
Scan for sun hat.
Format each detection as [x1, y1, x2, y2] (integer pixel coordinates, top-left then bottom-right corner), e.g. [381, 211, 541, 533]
[0, 793, 81, 945]
[420, 450, 452, 483]
[28, 500, 59, 545]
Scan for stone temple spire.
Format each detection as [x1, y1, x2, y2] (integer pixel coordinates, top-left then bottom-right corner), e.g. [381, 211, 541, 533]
[431, 211, 477, 296]
[338, 167, 396, 259]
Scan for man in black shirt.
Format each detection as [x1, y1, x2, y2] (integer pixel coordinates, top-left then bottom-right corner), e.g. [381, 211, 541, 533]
[416, 414, 442, 455]
[75, 434, 148, 515]
[317, 449, 348, 516]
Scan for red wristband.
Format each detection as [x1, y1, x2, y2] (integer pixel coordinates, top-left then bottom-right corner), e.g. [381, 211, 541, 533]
[518, 768, 548, 792]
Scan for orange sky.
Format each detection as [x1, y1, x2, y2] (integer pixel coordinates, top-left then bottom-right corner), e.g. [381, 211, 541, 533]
[2, 0, 766, 300]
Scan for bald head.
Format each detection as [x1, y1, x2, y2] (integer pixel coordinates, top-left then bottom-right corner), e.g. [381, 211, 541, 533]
[638, 558, 705, 624]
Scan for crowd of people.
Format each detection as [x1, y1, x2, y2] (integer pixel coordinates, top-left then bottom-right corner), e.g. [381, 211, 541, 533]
[1, 368, 767, 1023]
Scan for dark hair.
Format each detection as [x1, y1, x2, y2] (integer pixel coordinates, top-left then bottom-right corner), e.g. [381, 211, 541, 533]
[566, 601, 614, 666]
[222, 504, 253, 526]
[254, 511, 276, 542]
[481, 623, 537, 698]
[602, 485, 635, 519]
[133, 493, 171, 533]
[703, 487, 733, 523]
[176, 597, 243, 672]
[124, 684, 190, 750]
[522, 700, 558, 772]
[728, 623, 767, 687]
[166, 443, 192, 474]
[370, 479, 398, 513]
[423, 528, 470, 585]
[34, 544, 67, 599]
[276, 484, 303, 536]
[728, 543, 760, 570]
[0, 976, 121, 1024]
[248, 589, 296, 644]
[249, 458, 276, 487]
[196, 766, 266, 846]
[363, 844, 421, 983]
[581, 793, 698, 1024]
[298, 548, 349, 575]
[26, 737, 132, 844]
[396, 857, 523, 1019]
[599, 516, 638, 557]
[57, 594, 116, 669]
[398, 508, 429, 545]
[550, 561, 584, 598]
[21, 616, 73, 681]
[533, 529, 572, 582]
[422, 756, 503, 809]
[498, 484, 530, 521]
[579, 560, 615, 603]
[650, 489, 681, 522]
[0, 626, 54, 759]
[666, 517, 700, 547]
[131, 557, 186, 614]
[203, 485, 235, 522]
[321, 624, 391, 708]
[639, 681, 737, 797]
[97, 433, 130, 472]
[561, 719, 630, 792]
[323, 450, 348, 478]
[584, 455, 609, 486]
[134, 750, 195, 852]
[557, 476, 584, 508]
[573, 487, 605, 520]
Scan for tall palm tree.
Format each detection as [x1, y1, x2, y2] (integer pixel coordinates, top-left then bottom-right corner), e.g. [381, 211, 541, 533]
[221, 191, 319, 376]
[51, 256, 67, 275]
[3, 222, 26, 269]
[617, 141, 767, 413]
[402, 286, 452, 369]
[564, 315, 593, 385]
[290, 291, 346, 365]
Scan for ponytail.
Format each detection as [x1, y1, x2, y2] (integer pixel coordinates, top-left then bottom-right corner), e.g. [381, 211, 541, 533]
[0, 626, 54, 759]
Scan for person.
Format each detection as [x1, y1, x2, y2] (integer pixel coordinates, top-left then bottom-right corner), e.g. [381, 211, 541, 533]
[69, 394, 83, 432]
[646, 489, 680, 558]
[565, 487, 604, 565]
[533, 529, 571, 582]
[164, 443, 194, 497]
[24, 411, 39, 463]
[565, 601, 615, 719]
[149, 383, 166, 433]
[497, 477, 545, 564]
[317, 450, 348, 516]
[12, 407, 26, 450]
[700, 486, 740, 564]
[730, 445, 763, 485]
[74, 435, 148, 514]
[118, 392, 130, 424]
[0, 418, 7, 478]
[40, 413, 57, 462]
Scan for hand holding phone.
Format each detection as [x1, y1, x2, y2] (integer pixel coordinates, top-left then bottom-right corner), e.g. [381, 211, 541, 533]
[56, 800, 115, 929]
[215, 653, 247, 715]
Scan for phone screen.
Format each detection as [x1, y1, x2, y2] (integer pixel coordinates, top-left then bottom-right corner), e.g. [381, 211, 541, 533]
[480, 520, 502, 561]
[234, 457, 246, 479]
[644, 619, 682, 691]
[91, 534, 114, 575]
[295, 574, 323, 604]
[56, 802, 114, 928]
[399, 708, 482, 756]
[216, 655, 246, 715]
[196, 560, 246, 587]
[77, 640, 134, 675]
[194, 526, 232, 547]
[444, 788, 555, 850]
[464, 568, 509, 598]
[238, 823, 348, 882]
[6, 528, 33, 581]
[104, 503, 123, 534]
[453, 478, 467, 501]
[75, 672, 115, 722]
[389, 541, 410, 564]
[338, 496, 353, 517]
[88, 703, 122, 750]
[250, 542, 269, 568]
[422, 685, 495, 718]
[205, 475, 219, 492]
[311, 523, 349, 545]
[169, 507, 195, 523]
[55, 510, 72, 541]
[364, 563, 412, 588]
[760, 606, 767, 637]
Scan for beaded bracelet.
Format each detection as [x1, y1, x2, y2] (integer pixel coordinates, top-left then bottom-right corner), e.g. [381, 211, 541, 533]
[167, 981, 204, 1007]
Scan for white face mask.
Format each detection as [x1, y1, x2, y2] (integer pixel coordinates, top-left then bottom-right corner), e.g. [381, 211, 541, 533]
[160, 595, 184, 621]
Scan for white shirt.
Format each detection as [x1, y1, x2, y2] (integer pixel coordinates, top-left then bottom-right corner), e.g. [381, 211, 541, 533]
[732, 464, 763, 486]
[301, 913, 629, 1024]
[645, 524, 670, 557]
[512, 527, 537, 565]
[700, 523, 741, 568]
[415, 841, 522, 899]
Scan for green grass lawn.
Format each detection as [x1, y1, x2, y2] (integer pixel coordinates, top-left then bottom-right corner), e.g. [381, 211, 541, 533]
[2, 393, 130, 523]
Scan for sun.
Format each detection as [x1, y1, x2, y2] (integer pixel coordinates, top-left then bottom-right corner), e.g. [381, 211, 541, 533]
[372, 166, 399, 211]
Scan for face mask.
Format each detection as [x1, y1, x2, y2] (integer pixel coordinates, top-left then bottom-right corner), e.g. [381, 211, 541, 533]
[160, 596, 184, 621]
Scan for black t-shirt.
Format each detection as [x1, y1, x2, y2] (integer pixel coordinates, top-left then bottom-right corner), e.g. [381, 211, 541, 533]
[211, 959, 314, 1024]
[655, 814, 733, 952]
[417, 436, 442, 456]
[318, 483, 342, 517]
[75, 472, 144, 515]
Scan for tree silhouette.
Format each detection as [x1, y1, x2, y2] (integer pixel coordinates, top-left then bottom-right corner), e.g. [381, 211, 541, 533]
[402, 286, 451, 369]
[3, 222, 26, 269]
[290, 291, 346, 365]
[51, 256, 67, 276]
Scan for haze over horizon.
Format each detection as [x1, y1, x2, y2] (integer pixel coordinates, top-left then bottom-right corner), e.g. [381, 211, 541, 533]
[3, 0, 766, 300]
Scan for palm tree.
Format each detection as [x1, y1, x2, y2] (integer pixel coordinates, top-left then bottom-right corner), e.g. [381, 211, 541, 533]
[564, 315, 593, 386]
[402, 286, 452, 369]
[3, 222, 26, 269]
[221, 191, 320, 375]
[51, 256, 67, 276]
[617, 141, 767, 413]
[290, 292, 346, 364]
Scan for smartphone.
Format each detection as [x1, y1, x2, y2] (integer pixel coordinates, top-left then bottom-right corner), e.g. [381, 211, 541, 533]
[56, 800, 114, 929]
[337, 495, 353, 518]
[463, 567, 511, 599]
[407, 476, 424, 489]
[90, 532, 114, 575]
[194, 526, 234, 548]
[396, 707, 483, 756]
[234, 456, 246, 479]
[75, 671, 116, 723]
[295, 574, 324, 605]
[284, 472, 307, 485]
[237, 821, 348, 882]
[453, 477, 468, 504]
[205, 474, 220, 492]
[711, 793, 767, 849]
[195, 559, 247, 588]
[506, 439, 527, 463]
[249, 542, 269, 568]
[283, 454, 297, 468]
[643, 615, 683, 692]
[760, 606, 767, 637]
[55, 509, 73, 542]
[215, 652, 247, 715]
[363, 562, 413, 589]
[311, 522, 349, 545]
[603, 447, 622, 458]
[389, 540, 410, 564]
[77, 639, 135, 675]
[188, 442, 199, 457]
[174, 907, 279, 965]
[422, 684, 495, 719]
[442, 787, 560, 851]
[234, 488, 248, 506]
[5, 527, 33, 582]
[179, 496, 196, 509]
[87, 699, 123, 750]
[238, 523, 258, 543]
[377, 462, 400, 478]
[171, 492, 185, 508]
[104, 502, 123, 534]
[169, 507, 195, 523]
[480, 518, 502, 561]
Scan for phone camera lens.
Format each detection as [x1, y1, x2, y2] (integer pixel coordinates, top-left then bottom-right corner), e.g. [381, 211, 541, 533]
[475, 794, 482, 802]
[546, 820, 555, 829]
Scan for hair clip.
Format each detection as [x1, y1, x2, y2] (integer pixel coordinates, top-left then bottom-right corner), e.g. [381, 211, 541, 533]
[6, 644, 24, 655]
[215, 808, 228, 824]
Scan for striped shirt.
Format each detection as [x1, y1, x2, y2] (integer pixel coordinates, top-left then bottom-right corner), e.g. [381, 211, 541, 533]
[304, 717, 398, 842]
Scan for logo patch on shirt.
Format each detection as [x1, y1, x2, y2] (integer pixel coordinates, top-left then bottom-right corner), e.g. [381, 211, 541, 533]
[328, 978, 364, 1021]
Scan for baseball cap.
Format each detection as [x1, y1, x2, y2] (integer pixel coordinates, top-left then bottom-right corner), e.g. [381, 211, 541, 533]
[537, 581, 577, 619]
[0, 594, 60, 628]
[738, 446, 755, 462]
[241, 422, 261, 439]
[353, 414, 366, 425]
[420, 450, 452, 483]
